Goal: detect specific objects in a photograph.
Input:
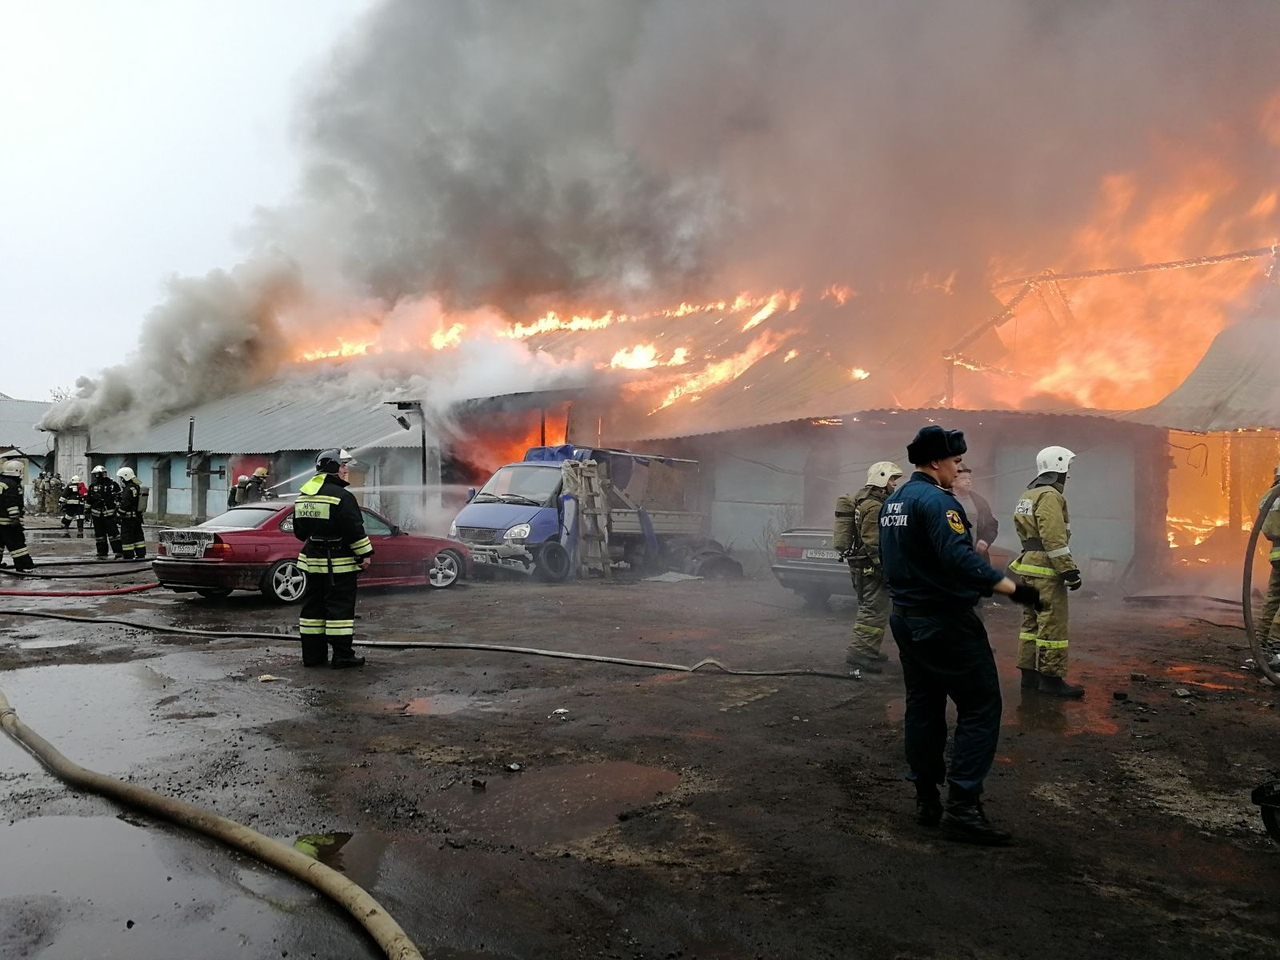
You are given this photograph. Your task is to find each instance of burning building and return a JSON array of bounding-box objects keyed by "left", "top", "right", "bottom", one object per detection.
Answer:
[{"left": 34, "top": 2, "right": 1280, "bottom": 585}]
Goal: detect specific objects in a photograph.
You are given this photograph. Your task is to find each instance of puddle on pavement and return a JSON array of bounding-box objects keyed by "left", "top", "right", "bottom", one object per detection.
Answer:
[
  {"left": 293, "top": 831, "right": 389, "bottom": 888},
  {"left": 15, "top": 637, "right": 81, "bottom": 650},
  {"left": 429, "top": 761, "right": 680, "bottom": 846},
  {"left": 0, "top": 657, "right": 305, "bottom": 800},
  {"left": 0, "top": 815, "right": 364, "bottom": 958},
  {"left": 401, "top": 693, "right": 495, "bottom": 716}
]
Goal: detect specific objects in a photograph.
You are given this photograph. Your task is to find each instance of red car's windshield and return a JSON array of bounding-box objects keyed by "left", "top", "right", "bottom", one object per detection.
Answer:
[{"left": 197, "top": 507, "right": 283, "bottom": 530}]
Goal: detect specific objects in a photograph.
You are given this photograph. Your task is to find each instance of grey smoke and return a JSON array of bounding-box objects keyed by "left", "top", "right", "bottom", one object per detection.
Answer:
[{"left": 44, "top": 0, "right": 1280, "bottom": 432}]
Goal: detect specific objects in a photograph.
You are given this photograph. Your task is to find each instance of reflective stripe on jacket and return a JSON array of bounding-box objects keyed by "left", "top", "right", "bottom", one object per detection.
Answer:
[
  {"left": 292, "top": 473, "right": 373, "bottom": 572},
  {"left": 1011, "top": 484, "right": 1074, "bottom": 579}
]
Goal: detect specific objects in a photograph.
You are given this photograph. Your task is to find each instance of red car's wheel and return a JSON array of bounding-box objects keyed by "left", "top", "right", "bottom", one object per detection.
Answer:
[
  {"left": 262, "top": 559, "right": 307, "bottom": 603},
  {"left": 427, "top": 549, "right": 463, "bottom": 589}
]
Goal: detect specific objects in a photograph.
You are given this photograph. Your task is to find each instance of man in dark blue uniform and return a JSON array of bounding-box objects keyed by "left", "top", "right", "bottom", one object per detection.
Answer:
[{"left": 879, "top": 425, "right": 1041, "bottom": 845}]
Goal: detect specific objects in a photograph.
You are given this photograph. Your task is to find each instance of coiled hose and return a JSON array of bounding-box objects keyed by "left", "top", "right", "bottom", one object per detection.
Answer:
[
  {"left": 1243, "top": 481, "right": 1280, "bottom": 689},
  {"left": 0, "top": 688, "right": 423, "bottom": 960}
]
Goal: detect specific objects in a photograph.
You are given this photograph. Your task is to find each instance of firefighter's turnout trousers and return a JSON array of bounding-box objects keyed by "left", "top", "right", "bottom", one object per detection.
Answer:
[
  {"left": 848, "top": 566, "right": 890, "bottom": 659},
  {"left": 92, "top": 512, "right": 124, "bottom": 558},
  {"left": 298, "top": 538, "right": 361, "bottom": 666}
]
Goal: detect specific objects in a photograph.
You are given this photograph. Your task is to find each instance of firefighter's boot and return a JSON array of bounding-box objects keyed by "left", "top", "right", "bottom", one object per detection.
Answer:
[
  {"left": 1038, "top": 675, "right": 1085, "bottom": 698},
  {"left": 1019, "top": 668, "right": 1039, "bottom": 690},
  {"left": 941, "top": 788, "right": 1012, "bottom": 846}
]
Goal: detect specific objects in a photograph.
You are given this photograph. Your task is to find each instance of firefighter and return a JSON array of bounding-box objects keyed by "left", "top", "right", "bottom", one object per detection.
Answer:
[
  {"left": 33, "top": 472, "right": 47, "bottom": 515},
  {"left": 116, "top": 467, "right": 147, "bottom": 560},
  {"left": 59, "top": 474, "right": 88, "bottom": 537},
  {"left": 835, "top": 460, "right": 904, "bottom": 672},
  {"left": 293, "top": 449, "right": 374, "bottom": 669},
  {"left": 86, "top": 465, "right": 125, "bottom": 559},
  {"left": 879, "top": 425, "right": 1042, "bottom": 844},
  {"left": 1010, "top": 446, "right": 1085, "bottom": 697},
  {"left": 44, "top": 476, "right": 61, "bottom": 519},
  {"left": 1260, "top": 461, "right": 1280, "bottom": 650},
  {"left": 0, "top": 460, "right": 35, "bottom": 571},
  {"left": 241, "top": 466, "right": 272, "bottom": 503}
]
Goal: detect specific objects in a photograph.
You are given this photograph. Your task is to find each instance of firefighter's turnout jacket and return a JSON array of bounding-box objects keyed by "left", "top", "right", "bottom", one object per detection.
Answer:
[
  {"left": 835, "top": 483, "right": 893, "bottom": 661},
  {"left": 834, "top": 484, "right": 890, "bottom": 570},
  {"left": 1010, "top": 478, "right": 1075, "bottom": 678},
  {"left": 293, "top": 473, "right": 374, "bottom": 575},
  {"left": 117, "top": 477, "right": 148, "bottom": 559},
  {"left": 86, "top": 476, "right": 121, "bottom": 517},
  {"left": 0, "top": 474, "right": 34, "bottom": 571}
]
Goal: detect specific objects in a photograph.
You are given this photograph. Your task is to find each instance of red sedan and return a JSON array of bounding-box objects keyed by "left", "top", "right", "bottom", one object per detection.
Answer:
[{"left": 153, "top": 503, "right": 472, "bottom": 602}]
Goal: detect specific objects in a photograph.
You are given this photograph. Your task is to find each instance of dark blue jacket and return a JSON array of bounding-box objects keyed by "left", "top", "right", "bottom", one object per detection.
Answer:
[{"left": 879, "top": 471, "right": 1004, "bottom": 608}]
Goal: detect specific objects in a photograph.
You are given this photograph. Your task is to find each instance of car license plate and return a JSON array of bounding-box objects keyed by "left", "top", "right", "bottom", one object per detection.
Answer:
[
  {"left": 804, "top": 549, "right": 841, "bottom": 560},
  {"left": 168, "top": 544, "right": 200, "bottom": 558}
]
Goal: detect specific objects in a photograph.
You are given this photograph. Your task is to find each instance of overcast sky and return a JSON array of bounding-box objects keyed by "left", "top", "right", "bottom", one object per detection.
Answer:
[{"left": 0, "top": 0, "right": 369, "bottom": 402}]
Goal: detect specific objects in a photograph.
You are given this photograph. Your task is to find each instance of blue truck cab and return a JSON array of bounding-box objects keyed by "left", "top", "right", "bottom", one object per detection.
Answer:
[{"left": 449, "top": 444, "right": 705, "bottom": 580}]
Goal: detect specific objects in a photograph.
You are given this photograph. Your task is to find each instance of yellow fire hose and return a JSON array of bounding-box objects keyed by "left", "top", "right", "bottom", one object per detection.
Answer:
[
  {"left": 1243, "top": 481, "right": 1280, "bottom": 689},
  {"left": 0, "top": 687, "right": 424, "bottom": 960}
]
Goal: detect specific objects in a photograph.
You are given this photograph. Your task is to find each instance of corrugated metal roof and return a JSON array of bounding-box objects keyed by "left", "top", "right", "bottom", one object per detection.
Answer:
[
  {"left": 0, "top": 399, "right": 54, "bottom": 455},
  {"left": 1123, "top": 315, "right": 1280, "bottom": 431},
  {"left": 89, "top": 382, "right": 426, "bottom": 455}
]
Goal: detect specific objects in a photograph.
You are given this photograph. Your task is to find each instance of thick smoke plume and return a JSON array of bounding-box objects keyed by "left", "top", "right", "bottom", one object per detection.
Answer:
[{"left": 44, "top": 0, "right": 1280, "bottom": 433}]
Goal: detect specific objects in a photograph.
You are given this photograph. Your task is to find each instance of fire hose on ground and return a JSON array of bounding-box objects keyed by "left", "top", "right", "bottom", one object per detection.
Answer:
[
  {"left": 0, "top": 582, "right": 162, "bottom": 597},
  {"left": 0, "top": 686, "right": 423, "bottom": 960},
  {"left": 0, "top": 609, "right": 858, "bottom": 680}
]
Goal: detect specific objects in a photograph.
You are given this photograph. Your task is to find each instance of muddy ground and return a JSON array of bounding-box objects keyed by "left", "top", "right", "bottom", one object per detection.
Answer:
[{"left": 2, "top": 523, "right": 1279, "bottom": 959}]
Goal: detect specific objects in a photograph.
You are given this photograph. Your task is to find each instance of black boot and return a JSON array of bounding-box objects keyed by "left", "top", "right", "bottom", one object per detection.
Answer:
[
  {"left": 915, "top": 786, "right": 943, "bottom": 827},
  {"left": 1038, "top": 674, "right": 1085, "bottom": 698},
  {"left": 845, "top": 651, "right": 884, "bottom": 673},
  {"left": 941, "top": 791, "right": 1012, "bottom": 846},
  {"left": 330, "top": 653, "right": 366, "bottom": 669},
  {"left": 1019, "top": 668, "right": 1040, "bottom": 689}
]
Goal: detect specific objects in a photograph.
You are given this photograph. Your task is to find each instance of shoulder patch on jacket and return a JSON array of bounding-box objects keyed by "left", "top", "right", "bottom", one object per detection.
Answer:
[{"left": 945, "top": 509, "right": 965, "bottom": 534}]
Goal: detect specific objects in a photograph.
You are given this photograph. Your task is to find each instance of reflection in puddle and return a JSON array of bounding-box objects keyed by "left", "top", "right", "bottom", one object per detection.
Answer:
[
  {"left": 402, "top": 693, "right": 493, "bottom": 716},
  {"left": 16, "top": 638, "right": 80, "bottom": 650},
  {"left": 293, "top": 831, "right": 388, "bottom": 888},
  {"left": 430, "top": 761, "right": 680, "bottom": 846}
]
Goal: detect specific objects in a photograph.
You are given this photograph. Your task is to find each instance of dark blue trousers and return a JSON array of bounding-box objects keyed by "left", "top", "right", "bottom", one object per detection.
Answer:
[{"left": 890, "top": 607, "right": 1002, "bottom": 794}]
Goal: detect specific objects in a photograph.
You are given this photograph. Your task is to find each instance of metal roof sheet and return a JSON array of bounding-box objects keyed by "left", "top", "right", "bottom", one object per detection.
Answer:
[
  {"left": 1122, "top": 315, "right": 1280, "bottom": 431},
  {"left": 0, "top": 399, "right": 54, "bottom": 455},
  {"left": 88, "top": 382, "right": 426, "bottom": 455}
]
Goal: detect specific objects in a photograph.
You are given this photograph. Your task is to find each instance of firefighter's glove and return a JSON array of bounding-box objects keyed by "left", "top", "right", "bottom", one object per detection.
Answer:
[
  {"left": 838, "top": 548, "right": 857, "bottom": 562},
  {"left": 1010, "top": 583, "right": 1043, "bottom": 610},
  {"left": 1061, "top": 569, "right": 1083, "bottom": 591}
]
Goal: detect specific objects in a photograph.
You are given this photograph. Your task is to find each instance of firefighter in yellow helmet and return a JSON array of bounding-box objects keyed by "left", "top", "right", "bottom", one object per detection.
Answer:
[
  {"left": 834, "top": 460, "right": 904, "bottom": 672},
  {"left": 1260, "top": 461, "right": 1280, "bottom": 651},
  {"left": 1010, "top": 446, "right": 1084, "bottom": 697}
]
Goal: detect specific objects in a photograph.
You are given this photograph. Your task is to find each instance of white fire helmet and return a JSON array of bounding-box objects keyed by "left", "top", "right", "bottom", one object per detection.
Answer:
[
  {"left": 238, "top": 475, "right": 250, "bottom": 484},
  {"left": 867, "top": 461, "right": 905, "bottom": 489},
  {"left": 0, "top": 460, "right": 24, "bottom": 477},
  {"left": 71, "top": 475, "right": 81, "bottom": 483},
  {"left": 1035, "top": 446, "right": 1076, "bottom": 475},
  {"left": 92, "top": 465, "right": 107, "bottom": 475},
  {"left": 117, "top": 467, "right": 136, "bottom": 482}
]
